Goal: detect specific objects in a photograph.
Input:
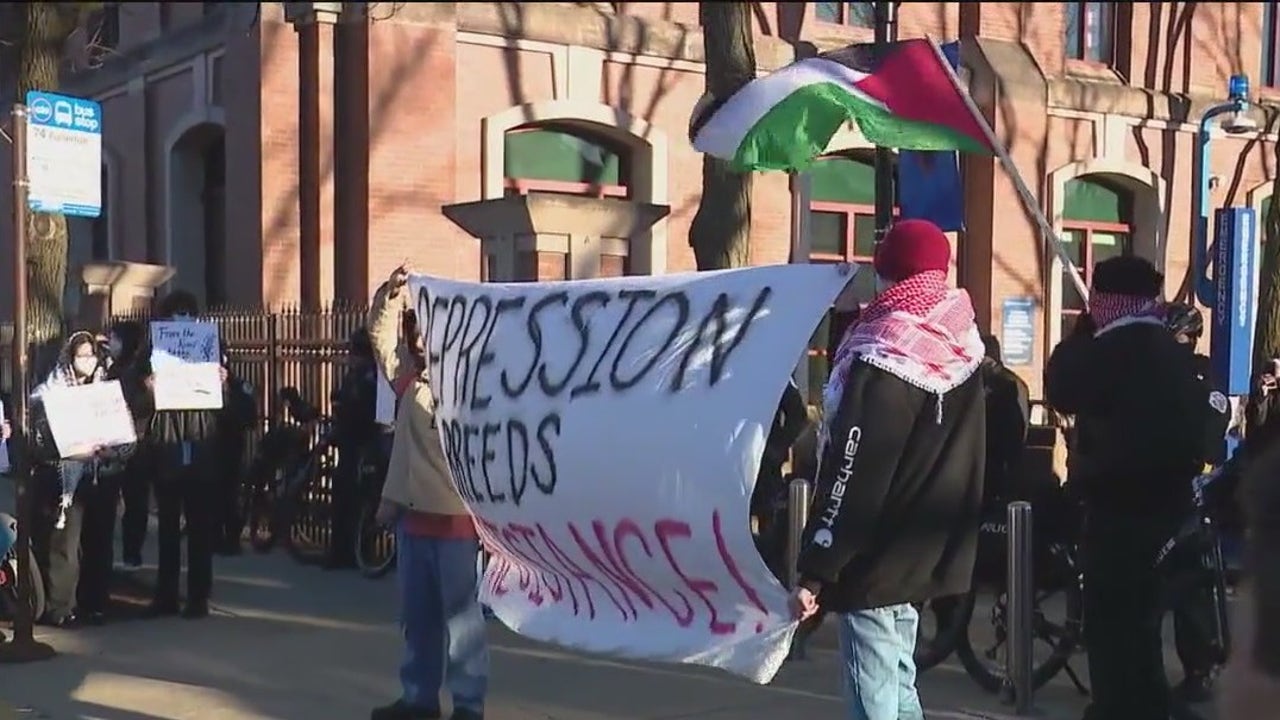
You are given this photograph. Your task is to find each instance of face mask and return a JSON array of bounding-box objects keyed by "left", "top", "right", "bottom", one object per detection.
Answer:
[
  {"left": 874, "top": 274, "right": 894, "bottom": 294},
  {"left": 73, "top": 357, "right": 99, "bottom": 378},
  {"left": 107, "top": 337, "right": 123, "bottom": 357}
]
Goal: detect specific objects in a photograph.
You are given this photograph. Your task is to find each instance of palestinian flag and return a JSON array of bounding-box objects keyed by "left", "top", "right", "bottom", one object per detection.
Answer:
[{"left": 690, "top": 38, "right": 995, "bottom": 172}]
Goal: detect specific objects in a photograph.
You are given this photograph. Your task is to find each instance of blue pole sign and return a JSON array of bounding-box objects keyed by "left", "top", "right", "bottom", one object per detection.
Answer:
[
  {"left": 24, "top": 90, "right": 103, "bottom": 218},
  {"left": 1210, "top": 206, "right": 1259, "bottom": 396},
  {"left": 1001, "top": 297, "right": 1036, "bottom": 367}
]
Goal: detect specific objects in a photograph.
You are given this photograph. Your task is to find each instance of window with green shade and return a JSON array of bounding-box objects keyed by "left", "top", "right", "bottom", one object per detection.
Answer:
[
  {"left": 810, "top": 155, "right": 876, "bottom": 205},
  {"left": 503, "top": 126, "right": 629, "bottom": 198},
  {"left": 1060, "top": 175, "right": 1134, "bottom": 335}
]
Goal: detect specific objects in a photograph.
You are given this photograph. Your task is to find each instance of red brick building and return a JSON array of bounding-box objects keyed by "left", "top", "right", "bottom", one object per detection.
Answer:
[{"left": 1, "top": 2, "right": 1278, "bottom": 398}]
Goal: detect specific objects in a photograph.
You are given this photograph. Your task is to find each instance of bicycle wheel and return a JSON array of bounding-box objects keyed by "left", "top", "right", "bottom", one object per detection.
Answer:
[
  {"left": 915, "top": 591, "right": 977, "bottom": 672},
  {"left": 245, "top": 476, "right": 278, "bottom": 553},
  {"left": 282, "top": 454, "right": 330, "bottom": 566},
  {"left": 355, "top": 495, "right": 396, "bottom": 579},
  {"left": 955, "top": 570, "right": 1085, "bottom": 694}
]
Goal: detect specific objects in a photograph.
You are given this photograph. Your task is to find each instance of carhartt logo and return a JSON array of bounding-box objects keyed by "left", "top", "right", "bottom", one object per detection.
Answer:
[{"left": 812, "top": 528, "right": 834, "bottom": 548}]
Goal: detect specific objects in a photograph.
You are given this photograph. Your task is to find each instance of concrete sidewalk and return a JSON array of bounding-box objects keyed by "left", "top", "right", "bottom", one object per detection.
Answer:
[{"left": 0, "top": 475, "right": 1116, "bottom": 719}]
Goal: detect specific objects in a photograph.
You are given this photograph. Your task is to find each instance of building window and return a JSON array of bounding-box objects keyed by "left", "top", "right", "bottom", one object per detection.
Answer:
[
  {"left": 1265, "top": 1, "right": 1280, "bottom": 87},
  {"left": 1060, "top": 176, "right": 1133, "bottom": 337},
  {"left": 805, "top": 154, "right": 894, "bottom": 404},
  {"left": 1064, "top": 2, "right": 1115, "bottom": 64},
  {"left": 503, "top": 124, "right": 632, "bottom": 280},
  {"left": 815, "top": 2, "right": 875, "bottom": 28}
]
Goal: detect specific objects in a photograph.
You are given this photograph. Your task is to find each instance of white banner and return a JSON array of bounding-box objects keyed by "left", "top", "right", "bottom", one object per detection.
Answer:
[
  {"left": 42, "top": 380, "right": 137, "bottom": 458},
  {"left": 408, "top": 264, "right": 851, "bottom": 683},
  {"left": 150, "top": 321, "right": 224, "bottom": 410}
]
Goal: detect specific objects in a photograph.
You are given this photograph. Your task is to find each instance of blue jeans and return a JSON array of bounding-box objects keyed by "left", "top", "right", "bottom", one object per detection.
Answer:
[
  {"left": 396, "top": 524, "right": 489, "bottom": 714},
  {"left": 835, "top": 603, "right": 925, "bottom": 720}
]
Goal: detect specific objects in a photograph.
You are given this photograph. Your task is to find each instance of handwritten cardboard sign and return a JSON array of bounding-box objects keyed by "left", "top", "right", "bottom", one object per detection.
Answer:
[
  {"left": 41, "top": 380, "right": 137, "bottom": 458},
  {"left": 150, "top": 321, "right": 224, "bottom": 411},
  {"left": 408, "top": 264, "right": 852, "bottom": 684}
]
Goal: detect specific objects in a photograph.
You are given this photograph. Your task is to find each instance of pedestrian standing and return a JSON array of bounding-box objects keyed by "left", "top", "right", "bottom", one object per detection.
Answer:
[
  {"left": 145, "top": 290, "right": 228, "bottom": 620},
  {"left": 368, "top": 265, "right": 488, "bottom": 720},
  {"left": 1044, "top": 257, "right": 1214, "bottom": 720},
  {"left": 214, "top": 356, "right": 256, "bottom": 556},
  {"left": 104, "top": 320, "right": 154, "bottom": 570},
  {"left": 791, "top": 220, "right": 987, "bottom": 720}
]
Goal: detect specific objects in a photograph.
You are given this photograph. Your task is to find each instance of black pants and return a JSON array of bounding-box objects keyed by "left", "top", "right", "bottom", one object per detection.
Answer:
[
  {"left": 119, "top": 449, "right": 153, "bottom": 563},
  {"left": 328, "top": 441, "right": 361, "bottom": 566},
  {"left": 1082, "top": 511, "right": 1180, "bottom": 720},
  {"left": 154, "top": 459, "right": 215, "bottom": 605},
  {"left": 1171, "top": 545, "right": 1220, "bottom": 678},
  {"left": 214, "top": 435, "right": 247, "bottom": 547},
  {"left": 78, "top": 474, "right": 123, "bottom": 614},
  {"left": 32, "top": 467, "right": 86, "bottom": 621}
]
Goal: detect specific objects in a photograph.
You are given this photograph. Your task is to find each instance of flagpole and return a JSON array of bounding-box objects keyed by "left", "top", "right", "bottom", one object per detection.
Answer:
[{"left": 925, "top": 38, "right": 1090, "bottom": 303}]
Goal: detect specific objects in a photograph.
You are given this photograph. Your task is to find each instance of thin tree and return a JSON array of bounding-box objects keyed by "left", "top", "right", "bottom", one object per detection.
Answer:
[
  {"left": 2, "top": 4, "right": 101, "bottom": 357},
  {"left": 688, "top": 2, "right": 757, "bottom": 271},
  {"left": 1254, "top": 164, "right": 1280, "bottom": 372}
]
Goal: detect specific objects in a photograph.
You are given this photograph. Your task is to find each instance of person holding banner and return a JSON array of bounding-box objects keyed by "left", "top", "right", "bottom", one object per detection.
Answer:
[
  {"left": 145, "top": 290, "right": 228, "bottom": 621},
  {"left": 791, "top": 220, "right": 987, "bottom": 720},
  {"left": 367, "top": 266, "right": 488, "bottom": 720},
  {"left": 104, "top": 320, "right": 155, "bottom": 570},
  {"left": 29, "top": 330, "right": 134, "bottom": 627}
]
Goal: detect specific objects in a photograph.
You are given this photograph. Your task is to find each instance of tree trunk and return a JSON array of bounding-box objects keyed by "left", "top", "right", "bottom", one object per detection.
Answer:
[
  {"left": 688, "top": 2, "right": 757, "bottom": 271},
  {"left": 17, "top": 4, "right": 80, "bottom": 357},
  {"left": 1254, "top": 162, "right": 1280, "bottom": 371}
]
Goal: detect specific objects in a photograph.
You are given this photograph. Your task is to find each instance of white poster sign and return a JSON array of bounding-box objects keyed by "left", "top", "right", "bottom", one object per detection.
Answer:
[
  {"left": 375, "top": 371, "right": 397, "bottom": 426},
  {"left": 408, "top": 264, "right": 852, "bottom": 684},
  {"left": 41, "top": 380, "right": 137, "bottom": 458},
  {"left": 150, "top": 321, "right": 224, "bottom": 410}
]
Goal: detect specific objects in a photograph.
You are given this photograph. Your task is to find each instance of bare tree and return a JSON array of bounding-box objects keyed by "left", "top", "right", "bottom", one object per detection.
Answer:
[
  {"left": 1255, "top": 161, "right": 1280, "bottom": 370},
  {"left": 3, "top": 3, "right": 101, "bottom": 352},
  {"left": 688, "top": 2, "right": 757, "bottom": 271}
]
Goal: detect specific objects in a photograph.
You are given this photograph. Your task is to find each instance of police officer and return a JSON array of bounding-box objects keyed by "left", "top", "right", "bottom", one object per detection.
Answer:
[{"left": 1165, "top": 302, "right": 1233, "bottom": 702}]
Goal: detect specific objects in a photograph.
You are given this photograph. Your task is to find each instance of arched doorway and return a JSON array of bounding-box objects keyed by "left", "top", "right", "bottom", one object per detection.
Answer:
[
  {"left": 1059, "top": 175, "right": 1135, "bottom": 337},
  {"left": 167, "top": 123, "right": 227, "bottom": 308}
]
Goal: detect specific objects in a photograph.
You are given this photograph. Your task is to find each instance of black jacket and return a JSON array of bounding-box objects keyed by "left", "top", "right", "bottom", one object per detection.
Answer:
[
  {"left": 981, "top": 359, "right": 1031, "bottom": 502},
  {"left": 762, "top": 379, "right": 809, "bottom": 472},
  {"left": 1045, "top": 321, "right": 1208, "bottom": 515},
  {"left": 797, "top": 362, "right": 986, "bottom": 612}
]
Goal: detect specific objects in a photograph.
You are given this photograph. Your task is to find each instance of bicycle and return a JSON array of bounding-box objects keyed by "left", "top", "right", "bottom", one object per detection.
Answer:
[
  {"left": 242, "top": 387, "right": 330, "bottom": 562},
  {"left": 0, "top": 512, "right": 45, "bottom": 623},
  {"left": 956, "top": 469, "right": 1232, "bottom": 698},
  {"left": 354, "top": 432, "right": 396, "bottom": 579}
]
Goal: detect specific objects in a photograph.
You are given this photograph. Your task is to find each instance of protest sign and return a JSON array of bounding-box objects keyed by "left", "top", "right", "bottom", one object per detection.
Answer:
[
  {"left": 150, "top": 321, "right": 224, "bottom": 410},
  {"left": 408, "top": 263, "right": 852, "bottom": 684},
  {"left": 41, "top": 380, "right": 137, "bottom": 458}
]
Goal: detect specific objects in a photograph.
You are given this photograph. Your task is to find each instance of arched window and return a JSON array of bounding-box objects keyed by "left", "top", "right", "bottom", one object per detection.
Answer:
[
  {"left": 1061, "top": 175, "right": 1133, "bottom": 336},
  {"left": 91, "top": 163, "right": 110, "bottom": 261},
  {"left": 805, "top": 153, "right": 894, "bottom": 403},
  {"left": 503, "top": 124, "right": 633, "bottom": 279},
  {"left": 503, "top": 124, "right": 630, "bottom": 199}
]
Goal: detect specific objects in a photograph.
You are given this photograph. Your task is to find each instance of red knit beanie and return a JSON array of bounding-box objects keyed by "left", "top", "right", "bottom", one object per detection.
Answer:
[{"left": 872, "top": 219, "right": 951, "bottom": 282}]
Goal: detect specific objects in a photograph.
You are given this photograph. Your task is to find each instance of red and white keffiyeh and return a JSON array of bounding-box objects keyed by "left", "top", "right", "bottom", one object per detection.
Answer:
[
  {"left": 826, "top": 269, "right": 984, "bottom": 405},
  {"left": 1089, "top": 291, "right": 1166, "bottom": 336}
]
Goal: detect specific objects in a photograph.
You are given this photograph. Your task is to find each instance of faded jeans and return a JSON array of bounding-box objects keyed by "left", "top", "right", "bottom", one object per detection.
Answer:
[
  {"left": 396, "top": 524, "right": 490, "bottom": 714},
  {"left": 835, "top": 603, "right": 925, "bottom": 720}
]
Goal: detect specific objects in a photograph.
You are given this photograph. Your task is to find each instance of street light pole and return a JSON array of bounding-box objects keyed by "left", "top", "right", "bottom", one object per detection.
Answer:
[
  {"left": 1193, "top": 74, "right": 1254, "bottom": 309},
  {"left": 873, "top": 1, "right": 898, "bottom": 243},
  {"left": 0, "top": 104, "right": 55, "bottom": 663}
]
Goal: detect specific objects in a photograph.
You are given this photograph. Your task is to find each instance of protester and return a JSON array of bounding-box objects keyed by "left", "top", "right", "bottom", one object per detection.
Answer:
[
  {"left": 328, "top": 327, "right": 379, "bottom": 570},
  {"left": 105, "top": 320, "right": 154, "bottom": 570},
  {"left": 1044, "top": 257, "right": 1213, "bottom": 720},
  {"left": 214, "top": 354, "right": 257, "bottom": 556},
  {"left": 977, "top": 334, "right": 1030, "bottom": 503},
  {"left": 790, "top": 220, "right": 987, "bottom": 720},
  {"left": 29, "top": 330, "right": 134, "bottom": 626},
  {"left": 752, "top": 376, "right": 808, "bottom": 577},
  {"left": 368, "top": 266, "right": 487, "bottom": 720},
  {"left": 1164, "top": 302, "right": 1234, "bottom": 702},
  {"left": 146, "top": 290, "right": 227, "bottom": 620}
]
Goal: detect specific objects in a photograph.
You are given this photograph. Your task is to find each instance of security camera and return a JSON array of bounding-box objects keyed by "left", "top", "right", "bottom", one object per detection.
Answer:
[{"left": 1221, "top": 110, "right": 1258, "bottom": 134}]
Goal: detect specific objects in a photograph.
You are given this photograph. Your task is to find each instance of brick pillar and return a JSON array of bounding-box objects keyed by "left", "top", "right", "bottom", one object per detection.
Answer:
[
  {"left": 334, "top": 6, "right": 370, "bottom": 304},
  {"left": 292, "top": 4, "right": 340, "bottom": 310}
]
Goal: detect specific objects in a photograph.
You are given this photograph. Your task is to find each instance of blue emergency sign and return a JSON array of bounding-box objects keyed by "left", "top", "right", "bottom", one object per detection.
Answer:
[{"left": 1209, "top": 206, "right": 1259, "bottom": 397}]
